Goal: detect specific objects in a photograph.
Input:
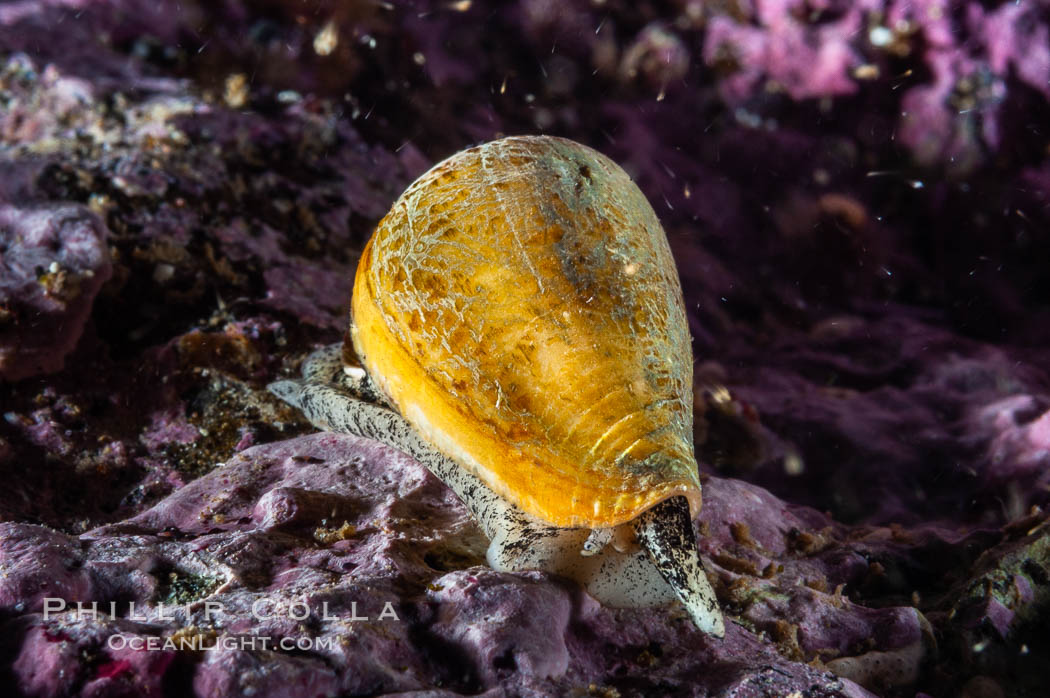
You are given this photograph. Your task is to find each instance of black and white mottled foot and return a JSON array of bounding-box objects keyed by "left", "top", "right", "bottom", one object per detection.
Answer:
[
  {"left": 300, "top": 343, "right": 388, "bottom": 406},
  {"left": 635, "top": 496, "right": 725, "bottom": 637},
  {"left": 268, "top": 352, "right": 720, "bottom": 631},
  {"left": 582, "top": 528, "right": 613, "bottom": 556},
  {"left": 299, "top": 343, "right": 344, "bottom": 384},
  {"left": 486, "top": 515, "right": 679, "bottom": 607}
]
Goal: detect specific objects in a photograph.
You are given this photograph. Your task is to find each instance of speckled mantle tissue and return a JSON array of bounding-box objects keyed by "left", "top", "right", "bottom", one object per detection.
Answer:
[{"left": 1, "top": 1, "right": 1048, "bottom": 697}]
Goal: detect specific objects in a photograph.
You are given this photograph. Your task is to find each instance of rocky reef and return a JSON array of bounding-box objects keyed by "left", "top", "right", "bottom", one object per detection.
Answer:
[{"left": 1, "top": 1, "right": 1048, "bottom": 696}]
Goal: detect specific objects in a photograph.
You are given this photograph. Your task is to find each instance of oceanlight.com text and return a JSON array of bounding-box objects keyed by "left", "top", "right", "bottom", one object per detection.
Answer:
[{"left": 106, "top": 634, "right": 338, "bottom": 652}]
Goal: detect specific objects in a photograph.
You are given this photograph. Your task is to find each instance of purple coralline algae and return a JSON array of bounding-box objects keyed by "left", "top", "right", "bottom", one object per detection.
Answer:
[
  {"left": 0, "top": 205, "right": 112, "bottom": 380},
  {"left": 0, "top": 0, "right": 1048, "bottom": 696},
  {"left": 703, "top": 0, "right": 867, "bottom": 102},
  {"left": 0, "top": 434, "right": 880, "bottom": 696}
]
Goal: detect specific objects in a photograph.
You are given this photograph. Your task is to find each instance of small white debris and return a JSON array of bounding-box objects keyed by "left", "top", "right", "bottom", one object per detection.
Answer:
[
  {"left": 869, "top": 26, "right": 893, "bottom": 47},
  {"left": 313, "top": 20, "right": 338, "bottom": 56},
  {"left": 153, "top": 263, "right": 175, "bottom": 283}
]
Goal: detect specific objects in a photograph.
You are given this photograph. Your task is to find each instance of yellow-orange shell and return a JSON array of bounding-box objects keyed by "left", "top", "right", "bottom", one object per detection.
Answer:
[{"left": 348, "top": 135, "right": 701, "bottom": 528}]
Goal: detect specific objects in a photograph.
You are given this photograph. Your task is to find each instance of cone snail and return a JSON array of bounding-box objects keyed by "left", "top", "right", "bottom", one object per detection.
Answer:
[{"left": 269, "top": 135, "right": 724, "bottom": 637}]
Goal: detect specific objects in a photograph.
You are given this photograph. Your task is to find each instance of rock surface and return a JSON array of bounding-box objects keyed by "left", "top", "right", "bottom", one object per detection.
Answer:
[
  {"left": 0, "top": 204, "right": 112, "bottom": 380},
  {"left": 0, "top": 1, "right": 1048, "bottom": 696}
]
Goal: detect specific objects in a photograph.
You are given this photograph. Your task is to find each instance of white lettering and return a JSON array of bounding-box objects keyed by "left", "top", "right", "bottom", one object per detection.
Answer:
[
  {"left": 288, "top": 600, "right": 310, "bottom": 621},
  {"left": 378, "top": 602, "right": 399, "bottom": 621},
  {"left": 127, "top": 601, "right": 145, "bottom": 621},
  {"left": 43, "top": 598, "right": 66, "bottom": 620},
  {"left": 313, "top": 636, "right": 337, "bottom": 651},
  {"left": 252, "top": 598, "right": 275, "bottom": 620},
  {"left": 203, "top": 601, "right": 222, "bottom": 621},
  {"left": 76, "top": 601, "right": 99, "bottom": 621}
]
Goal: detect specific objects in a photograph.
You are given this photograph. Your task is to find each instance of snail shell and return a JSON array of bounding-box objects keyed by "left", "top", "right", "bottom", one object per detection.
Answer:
[
  {"left": 348, "top": 135, "right": 701, "bottom": 528},
  {"left": 270, "top": 135, "right": 723, "bottom": 636}
]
